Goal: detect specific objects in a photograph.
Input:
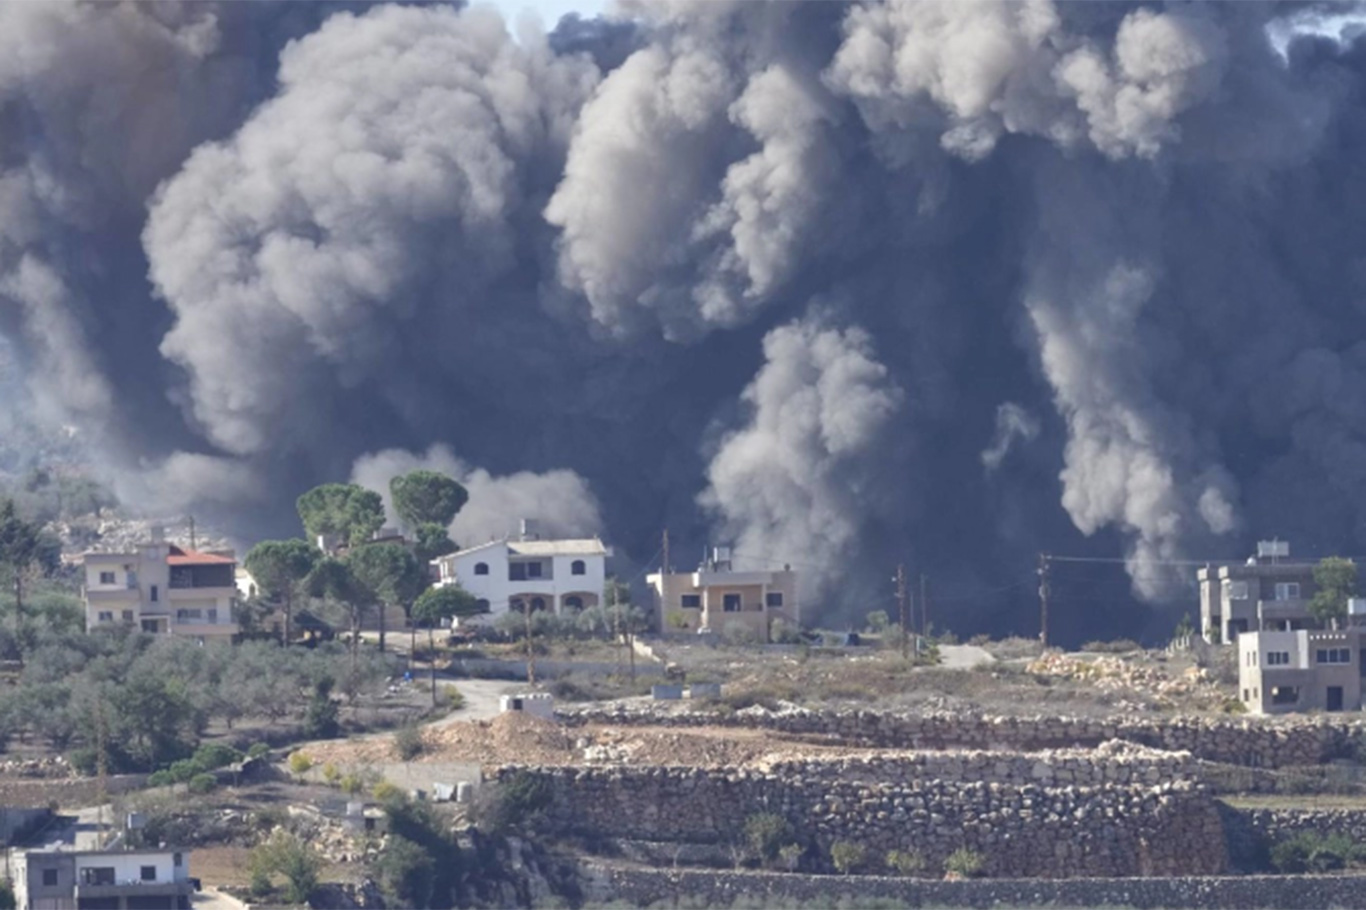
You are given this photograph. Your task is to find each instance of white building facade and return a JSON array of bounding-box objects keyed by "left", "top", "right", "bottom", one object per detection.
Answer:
[
  {"left": 81, "top": 532, "right": 239, "bottom": 641},
  {"left": 432, "top": 535, "right": 611, "bottom": 618}
]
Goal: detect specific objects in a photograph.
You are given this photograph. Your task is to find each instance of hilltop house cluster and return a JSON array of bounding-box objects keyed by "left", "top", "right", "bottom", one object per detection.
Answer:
[
  {"left": 79, "top": 520, "right": 802, "bottom": 645},
  {"left": 1195, "top": 540, "right": 1366, "bottom": 716}
]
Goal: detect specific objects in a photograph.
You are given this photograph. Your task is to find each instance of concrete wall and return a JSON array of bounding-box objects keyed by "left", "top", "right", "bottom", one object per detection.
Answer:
[
  {"left": 581, "top": 866, "right": 1366, "bottom": 910},
  {"left": 560, "top": 704, "right": 1362, "bottom": 768},
  {"left": 493, "top": 765, "right": 1227, "bottom": 878}
]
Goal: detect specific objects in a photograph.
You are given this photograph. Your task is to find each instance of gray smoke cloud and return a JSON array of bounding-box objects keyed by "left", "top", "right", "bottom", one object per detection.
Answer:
[
  {"left": 981, "top": 403, "right": 1040, "bottom": 472},
  {"left": 349, "top": 445, "right": 604, "bottom": 545},
  {"left": 699, "top": 312, "right": 902, "bottom": 596},
  {"left": 8, "top": 0, "right": 1366, "bottom": 643}
]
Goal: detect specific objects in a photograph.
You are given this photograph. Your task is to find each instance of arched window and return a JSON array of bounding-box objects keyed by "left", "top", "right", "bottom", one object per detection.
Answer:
[
  {"left": 571, "top": 560, "right": 586, "bottom": 576},
  {"left": 474, "top": 562, "right": 489, "bottom": 576},
  {"left": 475, "top": 599, "right": 490, "bottom": 612},
  {"left": 531, "top": 597, "right": 546, "bottom": 612},
  {"left": 565, "top": 595, "right": 583, "bottom": 612}
]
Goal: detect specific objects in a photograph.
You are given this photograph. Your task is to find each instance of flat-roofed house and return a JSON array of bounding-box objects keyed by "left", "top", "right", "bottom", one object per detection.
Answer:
[{"left": 81, "top": 528, "right": 238, "bottom": 641}]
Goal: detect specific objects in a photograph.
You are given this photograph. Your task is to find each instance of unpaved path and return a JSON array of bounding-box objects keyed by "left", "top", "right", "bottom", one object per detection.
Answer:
[{"left": 938, "top": 644, "right": 995, "bottom": 669}]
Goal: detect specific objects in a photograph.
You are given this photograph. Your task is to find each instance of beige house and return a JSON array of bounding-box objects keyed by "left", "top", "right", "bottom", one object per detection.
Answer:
[
  {"left": 646, "top": 547, "right": 798, "bottom": 641},
  {"left": 82, "top": 529, "right": 238, "bottom": 641},
  {"left": 1198, "top": 540, "right": 1320, "bottom": 642},
  {"left": 1238, "top": 628, "right": 1365, "bottom": 714}
]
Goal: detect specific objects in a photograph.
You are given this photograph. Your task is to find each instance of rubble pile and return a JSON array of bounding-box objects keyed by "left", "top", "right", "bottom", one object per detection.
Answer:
[
  {"left": 49, "top": 513, "right": 235, "bottom": 559},
  {"left": 1025, "top": 652, "right": 1222, "bottom": 707}
]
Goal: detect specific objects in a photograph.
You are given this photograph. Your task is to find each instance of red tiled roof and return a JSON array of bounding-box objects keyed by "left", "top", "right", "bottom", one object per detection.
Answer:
[{"left": 166, "top": 545, "right": 235, "bottom": 566}]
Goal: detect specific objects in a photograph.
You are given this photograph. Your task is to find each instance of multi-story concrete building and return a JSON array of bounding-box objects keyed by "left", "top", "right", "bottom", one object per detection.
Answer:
[
  {"left": 81, "top": 530, "right": 238, "bottom": 641},
  {"left": 14, "top": 846, "right": 193, "bottom": 910},
  {"left": 431, "top": 521, "right": 611, "bottom": 619},
  {"left": 1237, "top": 628, "right": 1366, "bottom": 714},
  {"left": 1198, "top": 540, "right": 1320, "bottom": 643},
  {"left": 646, "top": 547, "right": 799, "bottom": 642}
]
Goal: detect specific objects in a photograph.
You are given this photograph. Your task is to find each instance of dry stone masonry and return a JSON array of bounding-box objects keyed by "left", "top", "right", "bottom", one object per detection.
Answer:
[
  {"left": 494, "top": 764, "right": 1229, "bottom": 878},
  {"left": 561, "top": 703, "right": 1362, "bottom": 768}
]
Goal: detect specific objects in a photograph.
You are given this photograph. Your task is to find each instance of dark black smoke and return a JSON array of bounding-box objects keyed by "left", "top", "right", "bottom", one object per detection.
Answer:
[{"left": 4, "top": 0, "right": 1366, "bottom": 645}]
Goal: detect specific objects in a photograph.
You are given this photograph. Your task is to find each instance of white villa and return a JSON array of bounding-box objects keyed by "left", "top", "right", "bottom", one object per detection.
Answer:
[{"left": 431, "top": 522, "right": 612, "bottom": 619}]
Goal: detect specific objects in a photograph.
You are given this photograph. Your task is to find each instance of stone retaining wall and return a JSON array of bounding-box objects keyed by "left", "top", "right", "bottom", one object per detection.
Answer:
[
  {"left": 1241, "top": 806, "right": 1366, "bottom": 843},
  {"left": 561, "top": 704, "right": 1359, "bottom": 768},
  {"left": 494, "top": 765, "right": 1227, "bottom": 878},
  {"left": 581, "top": 865, "right": 1366, "bottom": 910},
  {"left": 758, "top": 740, "right": 1193, "bottom": 789}
]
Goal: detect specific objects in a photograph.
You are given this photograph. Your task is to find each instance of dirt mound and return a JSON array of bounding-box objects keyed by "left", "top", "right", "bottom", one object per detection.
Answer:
[{"left": 424, "top": 713, "right": 579, "bottom": 766}]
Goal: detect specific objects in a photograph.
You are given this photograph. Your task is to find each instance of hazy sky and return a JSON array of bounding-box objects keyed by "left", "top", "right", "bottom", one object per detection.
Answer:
[{"left": 480, "top": 0, "right": 609, "bottom": 31}]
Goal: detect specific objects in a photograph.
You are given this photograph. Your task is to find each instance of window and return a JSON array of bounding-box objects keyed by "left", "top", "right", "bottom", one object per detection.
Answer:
[
  {"left": 207, "top": 608, "right": 218, "bottom": 624},
  {"left": 723, "top": 594, "right": 742, "bottom": 613},
  {"left": 1266, "top": 651, "right": 1290, "bottom": 666},
  {"left": 681, "top": 594, "right": 701, "bottom": 609},
  {"left": 474, "top": 562, "right": 489, "bottom": 576},
  {"left": 1272, "top": 686, "right": 1300, "bottom": 705},
  {"left": 176, "top": 609, "right": 202, "bottom": 621},
  {"left": 150, "top": 584, "right": 158, "bottom": 602},
  {"left": 1275, "top": 582, "right": 1301, "bottom": 601},
  {"left": 1317, "top": 648, "right": 1351, "bottom": 665},
  {"left": 141, "top": 866, "right": 157, "bottom": 882},
  {"left": 765, "top": 592, "right": 784, "bottom": 607},
  {"left": 82, "top": 867, "right": 116, "bottom": 886},
  {"left": 1224, "top": 580, "right": 1249, "bottom": 600},
  {"left": 571, "top": 560, "right": 586, "bottom": 576},
  {"left": 98, "top": 571, "right": 115, "bottom": 585},
  {"left": 174, "top": 853, "right": 182, "bottom": 867},
  {"left": 531, "top": 597, "right": 546, "bottom": 612},
  {"left": 509, "top": 563, "right": 527, "bottom": 581},
  {"left": 97, "top": 611, "right": 113, "bottom": 623},
  {"left": 1242, "top": 688, "right": 1249, "bottom": 701},
  {"left": 564, "top": 596, "right": 583, "bottom": 611},
  {"left": 121, "top": 610, "right": 134, "bottom": 623},
  {"left": 527, "top": 562, "right": 543, "bottom": 578},
  {"left": 475, "top": 599, "right": 490, "bottom": 612},
  {"left": 42, "top": 868, "right": 57, "bottom": 887}
]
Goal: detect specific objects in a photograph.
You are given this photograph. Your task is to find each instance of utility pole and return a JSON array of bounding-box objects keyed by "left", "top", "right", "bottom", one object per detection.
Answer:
[
  {"left": 662, "top": 528, "right": 670, "bottom": 576},
  {"left": 188, "top": 515, "right": 196, "bottom": 550},
  {"left": 524, "top": 602, "right": 536, "bottom": 685},
  {"left": 896, "top": 563, "right": 909, "bottom": 660},
  {"left": 919, "top": 572, "right": 928, "bottom": 639},
  {"left": 1038, "top": 553, "right": 1051, "bottom": 647},
  {"left": 96, "top": 688, "right": 108, "bottom": 847}
]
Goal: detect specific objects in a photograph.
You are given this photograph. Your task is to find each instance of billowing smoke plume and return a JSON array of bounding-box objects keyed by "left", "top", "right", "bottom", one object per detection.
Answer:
[
  {"left": 7, "top": 0, "right": 1366, "bottom": 642},
  {"left": 349, "top": 445, "right": 604, "bottom": 545},
  {"left": 699, "top": 313, "right": 901, "bottom": 593}
]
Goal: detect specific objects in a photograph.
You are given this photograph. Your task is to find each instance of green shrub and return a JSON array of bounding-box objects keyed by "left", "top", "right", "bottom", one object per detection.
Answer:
[
  {"left": 167, "top": 759, "right": 205, "bottom": 783},
  {"left": 1219, "top": 697, "right": 1248, "bottom": 715},
  {"left": 147, "top": 770, "right": 174, "bottom": 788},
  {"left": 394, "top": 726, "right": 424, "bottom": 761},
  {"left": 436, "top": 684, "right": 464, "bottom": 711},
  {"left": 743, "top": 812, "right": 793, "bottom": 863},
  {"left": 287, "top": 752, "right": 313, "bottom": 776},
  {"left": 472, "top": 771, "right": 552, "bottom": 834},
  {"left": 246, "top": 742, "right": 271, "bottom": 760},
  {"left": 778, "top": 843, "right": 803, "bottom": 872},
  {"left": 249, "top": 831, "right": 321, "bottom": 905},
  {"left": 322, "top": 763, "right": 341, "bottom": 787},
  {"left": 373, "top": 780, "right": 403, "bottom": 803},
  {"left": 885, "top": 849, "right": 926, "bottom": 876},
  {"left": 865, "top": 611, "right": 889, "bottom": 633},
  {"left": 830, "top": 841, "right": 866, "bottom": 874},
  {"left": 1270, "top": 832, "right": 1366, "bottom": 874},
  {"left": 193, "top": 743, "right": 242, "bottom": 770},
  {"left": 944, "top": 847, "right": 985, "bottom": 878},
  {"left": 340, "top": 774, "right": 363, "bottom": 795},
  {"left": 187, "top": 773, "right": 217, "bottom": 794}
]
